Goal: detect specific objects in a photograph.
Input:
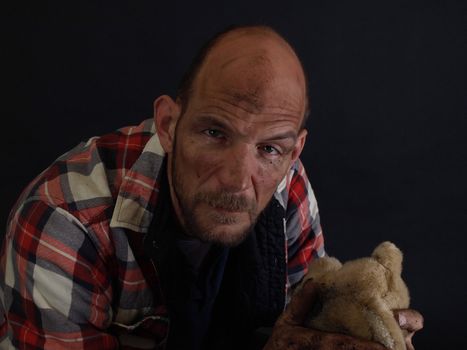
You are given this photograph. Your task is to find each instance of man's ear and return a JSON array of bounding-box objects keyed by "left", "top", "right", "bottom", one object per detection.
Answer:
[
  {"left": 291, "top": 128, "right": 308, "bottom": 163},
  {"left": 153, "top": 95, "right": 181, "bottom": 153}
]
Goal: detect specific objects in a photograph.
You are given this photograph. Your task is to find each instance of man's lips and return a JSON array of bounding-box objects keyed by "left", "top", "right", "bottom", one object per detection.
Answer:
[{"left": 209, "top": 204, "right": 245, "bottom": 214}]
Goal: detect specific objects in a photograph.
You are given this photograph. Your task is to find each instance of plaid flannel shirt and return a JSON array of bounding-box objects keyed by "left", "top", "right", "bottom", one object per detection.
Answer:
[{"left": 0, "top": 118, "right": 324, "bottom": 349}]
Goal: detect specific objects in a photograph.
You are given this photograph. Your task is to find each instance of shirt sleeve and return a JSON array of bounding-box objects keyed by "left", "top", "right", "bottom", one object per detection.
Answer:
[
  {"left": 284, "top": 159, "right": 325, "bottom": 292},
  {"left": 0, "top": 198, "right": 118, "bottom": 349}
]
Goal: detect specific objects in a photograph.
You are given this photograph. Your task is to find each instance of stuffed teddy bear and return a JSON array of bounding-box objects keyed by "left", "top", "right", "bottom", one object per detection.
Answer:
[{"left": 300, "top": 241, "right": 410, "bottom": 350}]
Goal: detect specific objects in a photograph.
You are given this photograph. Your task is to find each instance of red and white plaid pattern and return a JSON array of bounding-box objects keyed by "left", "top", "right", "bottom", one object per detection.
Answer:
[{"left": 0, "top": 118, "right": 324, "bottom": 349}]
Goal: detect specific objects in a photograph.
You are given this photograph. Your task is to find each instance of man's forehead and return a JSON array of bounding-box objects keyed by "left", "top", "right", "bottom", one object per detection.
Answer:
[
  {"left": 192, "top": 32, "right": 306, "bottom": 115},
  {"left": 214, "top": 54, "right": 276, "bottom": 112}
]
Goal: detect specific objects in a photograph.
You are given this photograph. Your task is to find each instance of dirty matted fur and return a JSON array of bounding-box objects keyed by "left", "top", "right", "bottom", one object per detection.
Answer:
[{"left": 301, "top": 241, "right": 410, "bottom": 350}]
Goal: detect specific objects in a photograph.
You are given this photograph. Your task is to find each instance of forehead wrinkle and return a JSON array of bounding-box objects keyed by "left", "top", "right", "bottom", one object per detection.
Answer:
[
  {"left": 216, "top": 54, "right": 275, "bottom": 112},
  {"left": 219, "top": 52, "right": 273, "bottom": 71},
  {"left": 198, "top": 98, "right": 303, "bottom": 125},
  {"left": 219, "top": 53, "right": 269, "bottom": 70},
  {"left": 225, "top": 89, "right": 262, "bottom": 113},
  {"left": 212, "top": 90, "right": 303, "bottom": 117}
]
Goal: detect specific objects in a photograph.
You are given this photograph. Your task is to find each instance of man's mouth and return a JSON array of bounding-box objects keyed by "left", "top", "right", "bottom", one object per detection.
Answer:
[{"left": 210, "top": 204, "right": 244, "bottom": 214}]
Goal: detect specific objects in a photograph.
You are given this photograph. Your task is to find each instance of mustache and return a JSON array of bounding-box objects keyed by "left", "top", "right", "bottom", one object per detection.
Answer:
[{"left": 194, "top": 191, "right": 256, "bottom": 212}]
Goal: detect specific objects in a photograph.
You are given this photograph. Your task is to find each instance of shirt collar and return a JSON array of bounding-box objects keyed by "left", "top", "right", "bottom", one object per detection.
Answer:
[{"left": 110, "top": 131, "right": 166, "bottom": 233}]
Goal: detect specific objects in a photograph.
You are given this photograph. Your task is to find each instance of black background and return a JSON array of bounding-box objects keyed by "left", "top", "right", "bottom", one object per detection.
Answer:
[{"left": 4, "top": 1, "right": 467, "bottom": 348}]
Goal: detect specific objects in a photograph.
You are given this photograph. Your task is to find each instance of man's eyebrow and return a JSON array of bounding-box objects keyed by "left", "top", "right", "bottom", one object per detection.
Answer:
[
  {"left": 196, "top": 115, "right": 230, "bottom": 129},
  {"left": 263, "top": 131, "right": 297, "bottom": 142}
]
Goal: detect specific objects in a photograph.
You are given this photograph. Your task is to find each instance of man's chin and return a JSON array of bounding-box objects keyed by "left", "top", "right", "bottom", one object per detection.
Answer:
[
  {"left": 199, "top": 230, "right": 250, "bottom": 247},
  {"left": 195, "top": 219, "right": 253, "bottom": 247},
  {"left": 179, "top": 204, "right": 258, "bottom": 247}
]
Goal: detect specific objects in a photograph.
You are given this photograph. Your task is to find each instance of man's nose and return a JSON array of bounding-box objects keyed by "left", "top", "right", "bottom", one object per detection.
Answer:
[{"left": 216, "top": 143, "right": 254, "bottom": 193}]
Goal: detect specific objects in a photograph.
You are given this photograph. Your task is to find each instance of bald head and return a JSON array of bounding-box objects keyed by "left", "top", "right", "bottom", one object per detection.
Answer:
[{"left": 177, "top": 25, "right": 309, "bottom": 127}]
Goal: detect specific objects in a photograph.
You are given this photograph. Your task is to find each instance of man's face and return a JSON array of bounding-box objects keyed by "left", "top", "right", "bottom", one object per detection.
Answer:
[{"left": 164, "top": 32, "right": 307, "bottom": 246}]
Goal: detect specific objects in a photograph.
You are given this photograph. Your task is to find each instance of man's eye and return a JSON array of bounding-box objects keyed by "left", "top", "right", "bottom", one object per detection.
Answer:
[
  {"left": 203, "top": 129, "right": 224, "bottom": 138},
  {"left": 260, "top": 145, "right": 280, "bottom": 155}
]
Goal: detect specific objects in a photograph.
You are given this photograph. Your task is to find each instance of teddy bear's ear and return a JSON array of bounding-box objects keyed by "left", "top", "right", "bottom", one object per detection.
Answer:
[
  {"left": 371, "top": 241, "right": 403, "bottom": 275},
  {"left": 306, "top": 256, "right": 342, "bottom": 281}
]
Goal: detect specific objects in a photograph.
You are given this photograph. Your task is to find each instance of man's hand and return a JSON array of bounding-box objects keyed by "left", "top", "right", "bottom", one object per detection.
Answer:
[
  {"left": 263, "top": 280, "right": 388, "bottom": 350},
  {"left": 394, "top": 309, "right": 424, "bottom": 350}
]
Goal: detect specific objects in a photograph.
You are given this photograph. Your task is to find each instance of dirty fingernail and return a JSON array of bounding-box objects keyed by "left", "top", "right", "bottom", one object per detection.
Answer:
[{"left": 399, "top": 313, "right": 407, "bottom": 326}]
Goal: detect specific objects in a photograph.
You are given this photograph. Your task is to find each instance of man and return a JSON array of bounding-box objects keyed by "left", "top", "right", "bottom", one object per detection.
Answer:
[{"left": 0, "top": 25, "right": 422, "bottom": 349}]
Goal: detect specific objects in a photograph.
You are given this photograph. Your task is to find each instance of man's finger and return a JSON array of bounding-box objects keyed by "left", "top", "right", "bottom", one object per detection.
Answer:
[
  {"left": 266, "top": 325, "right": 389, "bottom": 350},
  {"left": 393, "top": 309, "right": 424, "bottom": 332},
  {"left": 405, "top": 331, "right": 415, "bottom": 350},
  {"left": 277, "top": 279, "right": 320, "bottom": 326},
  {"left": 321, "top": 331, "right": 389, "bottom": 350}
]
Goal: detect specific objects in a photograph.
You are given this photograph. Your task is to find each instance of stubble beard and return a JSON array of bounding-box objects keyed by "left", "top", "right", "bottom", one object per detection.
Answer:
[{"left": 170, "top": 139, "right": 259, "bottom": 247}]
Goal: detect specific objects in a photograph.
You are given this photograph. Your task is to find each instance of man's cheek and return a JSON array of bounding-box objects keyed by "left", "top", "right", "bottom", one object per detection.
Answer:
[
  {"left": 255, "top": 174, "right": 282, "bottom": 205},
  {"left": 188, "top": 153, "right": 220, "bottom": 181},
  {"left": 258, "top": 159, "right": 288, "bottom": 186}
]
